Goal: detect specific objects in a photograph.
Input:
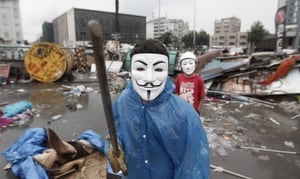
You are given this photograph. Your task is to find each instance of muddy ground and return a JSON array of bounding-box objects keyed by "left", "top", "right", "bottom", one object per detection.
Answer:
[{"left": 0, "top": 79, "right": 300, "bottom": 179}]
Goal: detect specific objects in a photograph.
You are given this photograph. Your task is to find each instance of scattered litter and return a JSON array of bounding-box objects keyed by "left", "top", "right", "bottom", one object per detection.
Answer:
[
  {"left": 292, "top": 126, "right": 298, "bottom": 130},
  {"left": 258, "top": 155, "right": 270, "bottom": 161},
  {"left": 2, "top": 100, "right": 33, "bottom": 118},
  {"left": 239, "top": 103, "right": 243, "bottom": 108},
  {"left": 85, "top": 87, "right": 94, "bottom": 93},
  {"left": 71, "top": 86, "right": 83, "bottom": 96},
  {"left": 244, "top": 113, "right": 261, "bottom": 119},
  {"left": 66, "top": 101, "right": 77, "bottom": 111},
  {"left": 16, "top": 110, "right": 34, "bottom": 126},
  {"left": 216, "top": 147, "right": 228, "bottom": 157},
  {"left": 284, "top": 141, "right": 295, "bottom": 148},
  {"left": 60, "top": 84, "right": 97, "bottom": 96},
  {"left": 268, "top": 117, "right": 280, "bottom": 125},
  {"left": 76, "top": 103, "right": 83, "bottom": 109},
  {"left": 36, "top": 104, "right": 51, "bottom": 109},
  {"left": 51, "top": 114, "right": 63, "bottom": 121},
  {"left": 291, "top": 114, "right": 300, "bottom": 120},
  {"left": 16, "top": 89, "right": 27, "bottom": 93},
  {"left": 210, "top": 164, "right": 253, "bottom": 179},
  {"left": 278, "top": 101, "right": 300, "bottom": 114},
  {"left": 0, "top": 109, "right": 34, "bottom": 128}
]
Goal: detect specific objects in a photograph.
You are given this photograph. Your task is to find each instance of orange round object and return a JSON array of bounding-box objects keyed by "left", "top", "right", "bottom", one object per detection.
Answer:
[{"left": 24, "top": 42, "right": 67, "bottom": 82}]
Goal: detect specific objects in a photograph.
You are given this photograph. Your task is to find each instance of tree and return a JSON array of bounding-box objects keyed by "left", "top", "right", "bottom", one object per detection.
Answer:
[
  {"left": 158, "top": 32, "right": 178, "bottom": 48},
  {"left": 196, "top": 30, "right": 210, "bottom": 49},
  {"left": 181, "top": 32, "right": 194, "bottom": 48},
  {"left": 0, "top": 37, "right": 4, "bottom": 43},
  {"left": 181, "top": 30, "right": 209, "bottom": 50},
  {"left": 247, "top": 21, "right": 269, "bottom": 53},
  {"left": 24, "top": 40, "right": 29, "bottom": 45}
]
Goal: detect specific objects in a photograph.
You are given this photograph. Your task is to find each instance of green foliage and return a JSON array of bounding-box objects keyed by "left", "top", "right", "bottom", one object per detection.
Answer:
[
  {"left": 181, "top": 30, "right": 209, "bottom": 49},
  {"left": 247, "top": 21, "right": 269, "bottom": 52},
  {"left": 158, "top": 32, "right": 178, "bottom": 48}
]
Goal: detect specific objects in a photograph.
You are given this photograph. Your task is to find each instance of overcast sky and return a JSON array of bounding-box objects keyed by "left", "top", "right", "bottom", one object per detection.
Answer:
[{"left": 20, "top": 0, "right": 278, "bottom": 42}]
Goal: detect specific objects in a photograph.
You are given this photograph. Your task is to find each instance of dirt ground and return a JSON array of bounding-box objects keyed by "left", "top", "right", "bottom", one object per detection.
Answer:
[{"left": 203, "top": 95, "right": 300, "bottom": 179}]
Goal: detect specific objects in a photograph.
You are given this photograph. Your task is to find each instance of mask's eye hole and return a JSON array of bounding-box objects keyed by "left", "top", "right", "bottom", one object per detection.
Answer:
[
  {"left": 155, "top": 68, "right": 163, "bottom": 72},
  {"left": 136, "top": 67, "right": 145, "bottom": 71}
]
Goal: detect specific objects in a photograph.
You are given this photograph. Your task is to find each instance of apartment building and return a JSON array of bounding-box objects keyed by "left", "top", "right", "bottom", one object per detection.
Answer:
[
  {"left": 210, "top": 16, "right": 248, "bottom": 49},
  {"left": 146, "top": 17, "right": 189, "bottom": 40},
  {"left": 214, "top": 16, "right": 241, "bottom": 34},
  {"left": 210, "top": 32, "right": 248, "bottom": 48},
  {"left": 0, "top": 0, "right": 23, "bottom": 44}
]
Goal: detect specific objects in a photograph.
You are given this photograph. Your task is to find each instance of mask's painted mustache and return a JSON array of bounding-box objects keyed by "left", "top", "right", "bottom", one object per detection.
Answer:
[
  {"left": 147, "top": 90, "right": 151, "bottom": 100},
  {"left": 136, "top": 81, "right": 162, "bottom": 88}
]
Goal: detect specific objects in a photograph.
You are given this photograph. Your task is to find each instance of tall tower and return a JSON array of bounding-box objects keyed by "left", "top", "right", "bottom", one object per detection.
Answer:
[
  {"left": 285, "top": 0, "right": 300, "bottom": 51},
  {"left": 0, "top": 0, "right": 23, "bottom": 44},
  {"left": 276, "top": 0, "right": 300, "bottom": 51}
]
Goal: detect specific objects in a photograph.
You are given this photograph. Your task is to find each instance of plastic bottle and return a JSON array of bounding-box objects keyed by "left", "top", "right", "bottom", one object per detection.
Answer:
[{"left": 2, "top": 100, "right": 33, "bottom": 118}]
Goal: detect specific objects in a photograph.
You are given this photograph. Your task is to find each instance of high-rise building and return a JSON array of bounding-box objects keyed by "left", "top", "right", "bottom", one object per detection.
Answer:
[
  {"left": 0, "top": 0, "right": 23, "bottom": 44},
  {"left": 285, "top": 0, "right": 298, "bottom": 25},
  {"left": 276, "top": 0, "right": 300, "bottom": 51},
  {"left": 51, "top": 8, "right": 146, "bottom": 46},
  {"left": 42, "top": 22, "right": 54, "bottom": 43},
  {"left": 210, "top": 16, "right": 248, "bottom": 49},
  {"left": 146, "top": 17, "right": 189, "bottom": 40},
  {"left": 214, "top": 16, "right": 241, "bottom": 34}
]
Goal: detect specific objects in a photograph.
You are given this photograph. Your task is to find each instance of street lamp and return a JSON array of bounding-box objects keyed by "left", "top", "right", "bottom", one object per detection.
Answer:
[
  {"left": 158, "top": 0, "right": 161, "bottom": 37},
  {"left": 193, "top": 0, "right": 196, "bottom": 49}
]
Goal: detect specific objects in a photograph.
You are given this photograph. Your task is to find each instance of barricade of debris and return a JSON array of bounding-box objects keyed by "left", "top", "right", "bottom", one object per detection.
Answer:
[
  {"left": 202, "top": 52, "right": 300, "bottom": 96},
  {"left": 198, "top": 51, "right": 300, "bottom": 178}
]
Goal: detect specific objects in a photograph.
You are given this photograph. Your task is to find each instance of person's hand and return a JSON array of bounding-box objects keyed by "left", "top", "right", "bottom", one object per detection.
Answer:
[{"left": 106, "top": 136, "right": 128, "bottom": 176}]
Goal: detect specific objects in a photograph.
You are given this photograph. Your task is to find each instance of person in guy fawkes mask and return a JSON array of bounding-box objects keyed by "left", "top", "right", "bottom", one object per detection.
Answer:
[
  {"left": 109, "top": 39, "right": 210, "bottom": 179},
  {"left": 175, "top": 51, "right": 206, "bottom": 115}
]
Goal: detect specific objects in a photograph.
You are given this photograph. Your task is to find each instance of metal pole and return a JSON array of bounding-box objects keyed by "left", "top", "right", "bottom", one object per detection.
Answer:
[
  {"left": 158, "top": 0, "right": 161, "bottom": 38},
  {"left": 193, "top": 0, "right": 196, "bottom": 48},
  {"left": 115, "top": 0, "right": 120, "bottom": 33},
  {"left": 240, "top": 146, "right": 299, "bottom": 155},
  {"left": 115, "top": 0, "right": 120, "bottom": 60}
]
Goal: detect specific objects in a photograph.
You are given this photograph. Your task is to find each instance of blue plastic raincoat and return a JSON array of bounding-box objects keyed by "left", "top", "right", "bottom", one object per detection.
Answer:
[{"left": 112, "top": 77, "right": 210, "bottom": 179}]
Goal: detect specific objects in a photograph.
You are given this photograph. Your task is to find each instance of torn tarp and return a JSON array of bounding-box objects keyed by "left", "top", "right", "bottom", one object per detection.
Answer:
[{"left": 2, "top": 128, "right": 109, "bottom": 179}]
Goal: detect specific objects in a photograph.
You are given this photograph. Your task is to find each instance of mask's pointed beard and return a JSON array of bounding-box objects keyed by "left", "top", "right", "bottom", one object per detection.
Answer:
[{"left": 147, "top": 90, "right": 151, "bottom": 100}]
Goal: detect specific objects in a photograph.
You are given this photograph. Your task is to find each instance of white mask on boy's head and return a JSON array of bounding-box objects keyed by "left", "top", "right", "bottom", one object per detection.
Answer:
[
  {"left": 179, "top": 52, "right": 197, "bottom": 75},
  {"left": 131, "top": 53, "right": 169, "bottom": 101},
  {"left": 181, "top": 58, "right": 196, "bottom": 75}
]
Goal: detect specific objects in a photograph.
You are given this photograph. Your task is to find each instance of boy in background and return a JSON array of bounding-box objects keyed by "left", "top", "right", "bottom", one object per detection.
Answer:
[{"left": 175, "top": 51, "right": 205, "bottom": 114}]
